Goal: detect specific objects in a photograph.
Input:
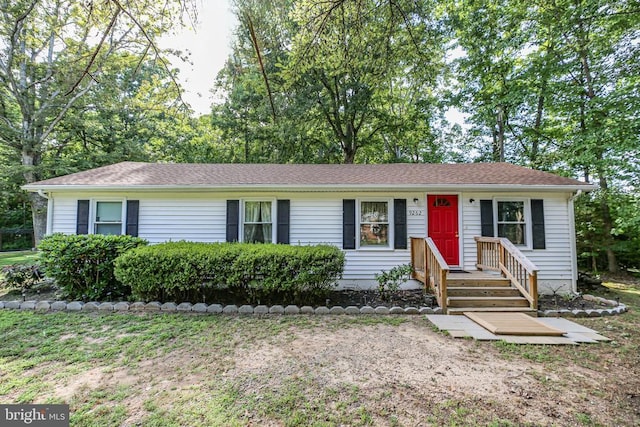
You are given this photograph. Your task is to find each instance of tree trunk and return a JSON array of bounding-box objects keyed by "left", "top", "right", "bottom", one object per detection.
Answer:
[
  {"left": 21, "top": 150, "right": 47, "bottom": 244},
  {"left": 343, "top": 145, "right": 356, "bottom": 164},
  {"left": 496, "top": 106, "right": 505, "bottom": 162},
  {"left": 575, "top": 18, "right": 618, "bottom": 273},
  {"left": 342, "top": 122, "right": 357, "bottom": 164},
  {"left": 598, "top": 175, "right": 619, "bottom": 273},
  {"left": 531, "top": 92, "right": 544, "bottom": 166},
  {"left": 28, "top": 192, "right": 48, "bottom": 246}
]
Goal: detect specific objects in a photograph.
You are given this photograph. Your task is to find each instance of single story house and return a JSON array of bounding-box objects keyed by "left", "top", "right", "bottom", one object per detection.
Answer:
[{"left": 24, "top": 162, "right": 593, "bottom": 305}]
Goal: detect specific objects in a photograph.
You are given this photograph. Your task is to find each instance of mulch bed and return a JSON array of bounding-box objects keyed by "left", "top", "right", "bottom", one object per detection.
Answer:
[
  {"left": 329, "top": 289, "right": 611, "bottom": 310},
  {"left": 325, "top": 289, "right": 435, "bottom": 308},
  {"left": 0, "top": 285, "right": 615, "bottom": 311}
]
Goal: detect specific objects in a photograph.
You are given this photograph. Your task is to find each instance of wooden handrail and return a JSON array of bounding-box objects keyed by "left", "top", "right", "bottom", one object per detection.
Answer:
[
  {"left": 410, "top": 237, "right": 426, "bottom": 282},
  {"left": 411, "top": 237, "right": 449, "bottom": 312},
  {"left": 425, "top": 237, "right": 450, "bottom": 313},
  {"left": 475, "top": 236, "right": 539, "bottom": 310}
]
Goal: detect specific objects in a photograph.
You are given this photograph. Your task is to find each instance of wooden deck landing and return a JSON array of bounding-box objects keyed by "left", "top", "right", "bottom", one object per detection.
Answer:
[
  {"left": 415, "top": 269, "right": 504, "bottom": 284},
  {"left": 447, "top": 270, "right": 506, "bottom": 282},
  {"left": 464, "top": 312, "right": 565, "bottom": 336}
]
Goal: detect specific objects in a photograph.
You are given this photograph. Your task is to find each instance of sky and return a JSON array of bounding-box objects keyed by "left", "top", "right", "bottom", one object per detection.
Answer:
[{"left": 160, "top": 1, "right": 237, "bottom": 116}]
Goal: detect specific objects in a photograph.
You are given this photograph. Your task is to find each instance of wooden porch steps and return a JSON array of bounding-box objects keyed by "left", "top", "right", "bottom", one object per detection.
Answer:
[
  {"left": 447, "top": 296, "right": 530, "bottom": 308},
  {"left": 444, "top": 272, "right": 536, "bottom": 316},
  {"left": 411, "top": 237, "right": 539, "bottom": 317},
  {"left": 447, "top": 286, "right": 521, "bottom": 297},
  {"left": 446, "top": 276, "right": 511, "bottom": 287},
  {"left": 447, "top": 307, "right": 538, "bottom": 316}
]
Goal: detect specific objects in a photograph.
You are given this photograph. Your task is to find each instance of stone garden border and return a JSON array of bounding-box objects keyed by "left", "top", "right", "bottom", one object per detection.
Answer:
[{"left": 0, "top": 294, "right": 627, "bottom": 317}]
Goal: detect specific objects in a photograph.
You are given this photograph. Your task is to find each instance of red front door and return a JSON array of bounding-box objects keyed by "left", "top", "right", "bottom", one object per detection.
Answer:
[{"left": 427, "top": 195, "right": 459, "bottom": 266}]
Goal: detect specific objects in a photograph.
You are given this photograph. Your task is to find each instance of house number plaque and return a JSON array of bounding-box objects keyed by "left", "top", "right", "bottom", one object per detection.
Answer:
[{"left": 408, "top": 209, "right": 424, "bottom": 216}]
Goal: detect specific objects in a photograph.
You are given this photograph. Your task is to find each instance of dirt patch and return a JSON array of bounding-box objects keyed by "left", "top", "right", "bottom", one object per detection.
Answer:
[
  {"left": 5, "top": 312, "right": 637, "bottom": 425},
  {"left": 54, "top": 367, "right": 137, "bottom": 402},
  {"left": 230, "top": 318, "right": 617, "bottom": 426}
]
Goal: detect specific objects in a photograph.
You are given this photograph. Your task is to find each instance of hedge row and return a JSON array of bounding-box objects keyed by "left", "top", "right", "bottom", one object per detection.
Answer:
[
  {"left": 38, "top": 234, "right": 148, "bottom": 300},
  {"left": 114, "top": 242, "right": 345, "bottom": 304}
]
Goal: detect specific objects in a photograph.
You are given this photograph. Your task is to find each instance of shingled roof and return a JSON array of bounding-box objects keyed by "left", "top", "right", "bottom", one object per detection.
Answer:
[{"left": 24, "top": 161, "right": 592, "bottom": 190}]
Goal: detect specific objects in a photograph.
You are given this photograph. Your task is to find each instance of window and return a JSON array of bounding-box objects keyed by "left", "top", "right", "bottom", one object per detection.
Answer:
[
  {"left": 243, "top": 201, "right": 273, "bottom": 243},
  {"left": 432, "top": 197, "right": 451, "bottom": 207},
  {"left": 94, "top": 201, "right": 123, "bottom": 235},
  {"left": 359, "top": 201, "right": 389, "bottom": 247},
  {"left": 497, "top": 201, "right": 527, "bottom": 245}
]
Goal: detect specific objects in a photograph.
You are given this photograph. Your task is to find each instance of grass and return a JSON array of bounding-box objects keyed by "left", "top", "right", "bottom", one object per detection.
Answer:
[
  {"left": 0, "top": 312, "right": 409, "bottom": 426},
  {"left": 0, "top": 250, "right": 38, "bottom": 267},
  {"left": 487, "top": 276, "right": 640, "bottom": 426},
  {"left": 1, "top": 276, "right": 639, "bottom": 426}
]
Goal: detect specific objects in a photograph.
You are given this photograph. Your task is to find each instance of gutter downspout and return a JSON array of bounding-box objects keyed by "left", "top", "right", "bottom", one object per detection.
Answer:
[
  {"left": 38, "top": 190, "right": 53, "bottom": 237},
  {"left": 568, "top": 190, "right": 583, "bottom": 293}
]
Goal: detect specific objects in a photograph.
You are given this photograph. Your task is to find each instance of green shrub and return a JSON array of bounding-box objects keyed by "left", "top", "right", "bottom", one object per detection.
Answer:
[
  {"left": 0, "top": 264, "right": 43, "bottom": 291},
  {"left": 38, "top": 233, "right": 148, "bottom": 300},
  {"left": 114, "top": 242, "right": 345, "bottom": 305},
  {"left": 375, "top": 264, "right": 413, "bottom": 301}
]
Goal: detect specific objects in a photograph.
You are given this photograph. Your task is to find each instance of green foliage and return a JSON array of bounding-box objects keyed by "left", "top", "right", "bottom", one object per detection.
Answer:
[
  {"left": 0, "top": 264, "right": 43, "bottom": 291},
  {"left": 0, "top": 1, "right": 197, "bottom": 243},
  {"left": 375, "top": 264, "right": 413, "bottom": 302},
  {"left": 38, "top": 234, "right": 148, "bottom": 300},
  {"left": 576, "top": 190, "right": 640, "bottom": 271},
  {"left": 213, "top": 0, "right": 448, "bottom": 164},
  {"left": 0, "top": 229, "right": 33, "bottom": 251},
  {"left": 114, "top": 242, "right": 345, "bottom": 304}
]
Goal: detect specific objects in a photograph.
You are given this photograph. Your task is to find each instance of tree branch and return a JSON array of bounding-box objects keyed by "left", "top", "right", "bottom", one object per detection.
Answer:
[
  {"left": 245, "top": 13, "right": 277, "bottom": 123},
  {"left": 111, "top": 0, "right": 188, "bottom": 110},
  {"left": 65, "top": 5, "right": 121, "bottom": 96}
]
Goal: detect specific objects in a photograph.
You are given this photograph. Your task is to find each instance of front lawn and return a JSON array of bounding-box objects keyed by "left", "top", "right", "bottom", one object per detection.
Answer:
[
  {"left": 0, "top": 250, "right": 38, "bottom": 267},
  {"left": 1, "top": 277, "right": 639, "bottom": 427}
]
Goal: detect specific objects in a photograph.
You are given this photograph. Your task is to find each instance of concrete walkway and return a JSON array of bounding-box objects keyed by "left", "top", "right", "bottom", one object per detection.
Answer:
[{"left": 426, "top": 315, "right": 611, "bottom": 345}]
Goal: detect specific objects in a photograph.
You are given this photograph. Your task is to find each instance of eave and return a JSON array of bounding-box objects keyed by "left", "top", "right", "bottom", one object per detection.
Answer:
[{"left": 23, "top": 183, "right": 596, "bottom": 193}]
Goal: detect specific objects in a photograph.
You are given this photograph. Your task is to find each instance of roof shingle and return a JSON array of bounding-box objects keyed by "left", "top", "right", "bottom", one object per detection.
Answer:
[{"left": 24, "top": 161, "right": 591, "bottom": 189}]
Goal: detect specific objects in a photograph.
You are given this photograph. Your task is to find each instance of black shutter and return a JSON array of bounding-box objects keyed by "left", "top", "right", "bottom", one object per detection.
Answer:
[
  {"left": 126, "top": 200, "right": 140, "bottom": 237},
  {"left": 394, "top": 199, "right": 407, "bottom": 249},
  {"left": 226, "top": 200, "right": 240, "bottom": 242},
  {"left": 76, "top": 200, "right": 90, "bottom": 235},
  {"left": 277, "top": 199, "right": 290, "bottom": 244},
  {"left": 531, "top": 199, "right": 546, "bottom": 249},
  {"left": 343, "top": 199, "right": 356, "bottom": 249},
  {"left": 480, "top": 200, "right": 494, "bottom": 237}
]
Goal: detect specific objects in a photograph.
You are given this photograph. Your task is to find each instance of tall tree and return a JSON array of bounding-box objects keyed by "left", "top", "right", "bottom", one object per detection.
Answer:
[
  {"left": 215, "top": 0, "right": 449, "bottom": 164},
  {"left": 286, "top": 0, "right": 447, "bottom": 163},
  {"left": 448, "top": 0, "right": 640, "bottom": 271},
  {"left": 542, "top": 0, "right": 640, "bottom": 272},
  {"left": 0, "top": 0, "right": 196, "bottom": 242}
]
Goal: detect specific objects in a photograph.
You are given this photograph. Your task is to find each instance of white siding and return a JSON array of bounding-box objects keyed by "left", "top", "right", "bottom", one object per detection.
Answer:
[
  {"left": 138, "top": 198, "right": 225, "bottom": 243},
  {"left": 48, "top": 189, "right": 577, "bottom": 292},
  {"left": 288, "top": 194, "right": 424, "bottom": 287},
  {"left": 50, "top": 192, "right": 227, "bottom": 242},
  {"left": 289, "top": 198, "right": 342, "bottom": 245},
  {"left": 459, "top": 192, "right": 576, "bottom": 293},
  {"left": 50, "top": 196, "right": 79, "bottom": 234}
]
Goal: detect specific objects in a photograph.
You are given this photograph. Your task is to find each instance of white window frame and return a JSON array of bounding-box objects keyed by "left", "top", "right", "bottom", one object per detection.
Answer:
[
  {"left": 357, "top": 198, "right": 393, "bottom": 250},
  {"left": 241, "top": 198, "right": 276, "bottom": 243},
  {"left": 91, "top": 199, "right": 126, "bottom": 235},
  {"left": 493, "top": 198, "right": 532, "bottom": 249}
]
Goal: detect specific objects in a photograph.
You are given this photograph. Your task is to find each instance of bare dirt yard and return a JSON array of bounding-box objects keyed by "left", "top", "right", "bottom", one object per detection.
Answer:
[{"left": 1, "top": 279, "right": 639, "bottom": 426}]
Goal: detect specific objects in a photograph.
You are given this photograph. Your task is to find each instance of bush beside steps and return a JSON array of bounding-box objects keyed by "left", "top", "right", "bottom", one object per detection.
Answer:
[{"left": 114, "top": 241, "right": 345, "bottom": 306}]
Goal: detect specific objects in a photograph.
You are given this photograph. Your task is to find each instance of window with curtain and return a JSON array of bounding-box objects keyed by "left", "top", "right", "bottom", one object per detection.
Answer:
[
  {"left": 95, "top": 201, "right": 123, "bottom": 235},
  {"left": 497, "top": 201, "right": 526, "bottom": 245},
  {"left": 243, "top": 201, "right": 273, "bottom": 243},
  {"left": 360, "top": 201, "right": 389, "bottom": 247}
]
